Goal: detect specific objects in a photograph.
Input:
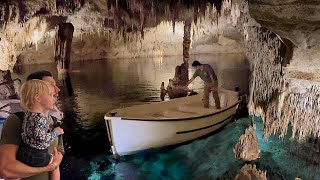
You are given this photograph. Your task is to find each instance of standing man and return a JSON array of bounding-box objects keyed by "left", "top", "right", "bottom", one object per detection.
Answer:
[
  {"left": 186, "top": 60, "right": 221, "bottom": 109},
  {"left": 0, "top": 70, "right": 63, "bottom": 180}
]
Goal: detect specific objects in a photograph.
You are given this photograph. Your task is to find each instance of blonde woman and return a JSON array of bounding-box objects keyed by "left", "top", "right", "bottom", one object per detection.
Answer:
[{"left": 16, "top": 80, "right": 64, "bottom": 180}]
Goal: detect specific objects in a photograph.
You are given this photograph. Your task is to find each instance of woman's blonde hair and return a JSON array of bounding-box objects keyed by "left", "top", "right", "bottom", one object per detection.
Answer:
[{"left": 20, "top": 79, "right": 51, "bottom": 111}]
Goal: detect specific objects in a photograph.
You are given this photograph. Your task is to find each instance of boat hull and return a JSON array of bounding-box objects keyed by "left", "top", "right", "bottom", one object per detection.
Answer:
[{"left": 105, "top": 102, "right": 239, "bottom": 156}]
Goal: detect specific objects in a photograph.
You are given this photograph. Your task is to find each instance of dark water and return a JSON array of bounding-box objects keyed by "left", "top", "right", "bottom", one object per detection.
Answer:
[{"left": 13, "top": 54, "right": 252, "bottom": 179}]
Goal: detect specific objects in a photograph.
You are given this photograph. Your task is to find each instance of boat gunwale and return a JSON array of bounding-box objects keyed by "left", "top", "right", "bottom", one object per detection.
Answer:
[{"left": 104, "top": 101, "right": 240, "bottom": 122}]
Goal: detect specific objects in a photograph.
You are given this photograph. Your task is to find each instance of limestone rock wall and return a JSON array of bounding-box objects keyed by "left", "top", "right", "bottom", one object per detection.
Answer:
[{"left": 236, "top": 0, "right": 320, "bottom": 140}]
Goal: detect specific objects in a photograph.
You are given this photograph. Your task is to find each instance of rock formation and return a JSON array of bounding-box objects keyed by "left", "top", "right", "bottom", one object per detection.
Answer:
[
  {"left": 55, "top": 22, "right": 74, "bottom": 73},
  {"left": 165, "top": 19, "right": 192, "bottom": 99},
  {"left": 243, "top": 0, "right": 320, "bottom": 141},
  {"left": 234, "top": 124, "right": 260, "bottom": 161},
  {"left": 234, "top": 164, "right": 267, "bottom": 180}
]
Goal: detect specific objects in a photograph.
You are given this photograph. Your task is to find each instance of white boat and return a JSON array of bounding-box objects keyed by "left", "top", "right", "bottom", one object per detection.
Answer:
[{"left": 104, "top": 89, "right": 240, "bottom": 157}]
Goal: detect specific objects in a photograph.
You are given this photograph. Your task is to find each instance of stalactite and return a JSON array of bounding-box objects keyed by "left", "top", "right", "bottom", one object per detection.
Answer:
[
  {"left": 269, "top": 79, "right": 320, "bottom": 140},
  {"left": 151, "top": 1, "right": 154, "bottom": 17},
  {"left": 67, "top": 3, "right": 106, "bottom": 38},
  {"left": 54, "top": 23, "right": 74, "bottom": 73},
  {"left": 187, "top": 3, "right": 220, "bottom": 47},
  {"left": 170, "top": 2, "right": 177, "bottom": 34},
  {"left": 8, "top": 5, "right": 13, "bottom": 23},
  {"left": 0, "top": 6, "right": 5, "bottom": 21},
  {"left": 183, "top": 20, "right": 191, "bottom": 64},
  {"left": 193, "top": 4, "right": 198, "bottom": 25},
  {"left": 139, "top": 5, "right": 144, "bottom": 39},
  {"left": 55, "top": 0, "right": 83, "bottom": 15},
  {"left": 222, "top": 0, "right": 240, "bottom": 26}
]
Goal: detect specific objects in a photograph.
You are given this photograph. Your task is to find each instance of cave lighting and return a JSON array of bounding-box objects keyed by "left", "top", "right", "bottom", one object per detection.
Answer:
[
  {"left": 174, "top": 25, "right": 184, "bottom": 36},
  {"left": 28, "top": 19, "right": 47, "bottom": 51},
  {"left": 31, "top": 31, "right": 40, "bottom": 50},
  {"left": 153, "top": 50, "right": 163, "bottom": 57}
]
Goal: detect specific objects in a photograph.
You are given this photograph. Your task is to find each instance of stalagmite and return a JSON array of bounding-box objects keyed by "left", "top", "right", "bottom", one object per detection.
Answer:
[
  {"left": 54, "top": 23, "right": 74, "bottom": 73},
  {"left": 181, "top": 19, "right": 191, "bottom": 85},
  {"left": 234, "top": 164, "right": 267, "bottom": 180},
  {"left": 166, "top": 19, "right": 191, "bottom": 99},
  {"left": 233, "top": 124, "right": 260, "bottom": 161},
  {"left": 182, "top": 20, "right": 191, "bottom": 64}
]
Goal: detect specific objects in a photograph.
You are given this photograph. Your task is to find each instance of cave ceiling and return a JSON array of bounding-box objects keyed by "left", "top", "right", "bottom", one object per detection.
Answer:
[
  {"left": 249, "top": 0, "right": 320, "bottom": 49},
  {"left": 0, "top": 0, "right": 224, "bottom": 34},
  {"left": 2, "top": 0, "right": 320, "bottom": 56}
]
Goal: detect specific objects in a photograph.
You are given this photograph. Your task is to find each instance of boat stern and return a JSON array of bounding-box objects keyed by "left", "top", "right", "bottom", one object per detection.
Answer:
[{"left": 104, "top": 114, "right": 120, "bottom": 159}]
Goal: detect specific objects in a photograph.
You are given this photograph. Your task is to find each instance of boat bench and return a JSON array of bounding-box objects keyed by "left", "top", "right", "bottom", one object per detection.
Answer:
[
  {"left": 151, "top": 110, "right": 197, "bottom": 119},
  {"left": 178, "top": 105, "right": 215, "bottom": 115}
]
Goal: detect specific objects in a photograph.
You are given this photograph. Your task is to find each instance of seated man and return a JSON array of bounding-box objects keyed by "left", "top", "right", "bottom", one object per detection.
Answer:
[
  {"left": 167, "top": 79, "right": 192, "bottom": 99},
  {"left": 0, "top": 71, "right": 63, "bottom": 180}
]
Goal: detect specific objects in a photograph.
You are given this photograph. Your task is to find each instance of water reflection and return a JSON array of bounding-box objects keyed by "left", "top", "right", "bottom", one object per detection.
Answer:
[{"left": 12, "top": 54, "right": 249, "bottom": 179}]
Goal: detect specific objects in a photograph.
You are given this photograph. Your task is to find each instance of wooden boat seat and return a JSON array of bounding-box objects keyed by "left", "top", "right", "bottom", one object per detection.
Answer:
[
  {"left": 151, "top": 110, "right": 197, "bottom": 119},
  {"left": 178, "top": 105, "right": 217, "bottom": 115},
  {"left": 163, "top": 110, "right": 197, "bottom": 118}
]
